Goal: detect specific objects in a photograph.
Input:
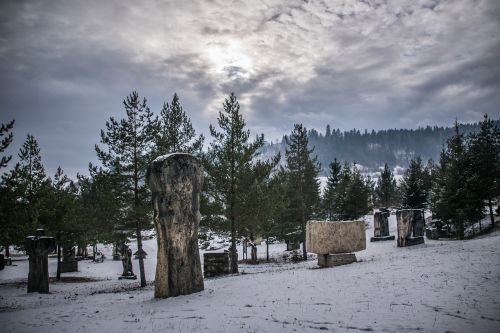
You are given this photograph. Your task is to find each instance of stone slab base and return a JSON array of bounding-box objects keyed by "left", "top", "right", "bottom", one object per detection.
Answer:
[
  {"left": 118, "top": 275, "right": 137, "bottom": 280},
  {"left": 318, "top": 253, "right": 357, "bottom": 267},
  {"left": 61, "top": 261, "right": 78, "bottom": 273},
  {"left": 370, "top": 235, "right": 395, "bottom": 242},
  {"left": 397, "top": 236, "right": 425, "bottom": 247}
]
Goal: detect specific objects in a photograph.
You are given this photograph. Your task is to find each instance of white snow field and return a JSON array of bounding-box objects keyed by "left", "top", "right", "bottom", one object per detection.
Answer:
[{"left": 1, "top": 215, "right": 500, "bottom": 333}]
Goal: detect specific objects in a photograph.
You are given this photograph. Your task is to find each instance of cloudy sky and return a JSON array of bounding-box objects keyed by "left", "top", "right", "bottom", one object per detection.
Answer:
[{"left": 1, "top": 0, "right": 499, "bottom": 177}]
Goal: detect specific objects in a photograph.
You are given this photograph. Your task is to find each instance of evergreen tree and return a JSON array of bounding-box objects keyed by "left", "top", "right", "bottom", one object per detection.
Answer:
[
  {"left": 332, "top": 162, "right": 352, "bottom": 219},
  {"left": 16, "top": 134, "right": 49, "bottom": 228},
  {"left": 154, "top": 93, "right": 204, "bottom": 156},
  {"left": 400, "top": 157, "right": 428, "bottom": 209},
  {"left": 343, "top": 163, "right": 371, "bottom": 220},
  {"left": 323, "top": 158, "right": 341, "bottom": 219},
  {"left": 284, "top": 124, "right": 320, "bottom": 260},
  {"left": 94, "top": 91, "right": 157, "bottom": 287},
  {"left": 432, "top": 123, "right": 483, "bottom": 239},
  {"left": 468, "top": 114, "right": 500, "bottom": 228},
  {"left": 0, "top": 120, "right": 15, "bottom": 169},
  {"left": 204, "top": 93, "right": 265, "bottom": 273},
  {"left": 374, "top": 163, "right": 397, "bottom": 208}
]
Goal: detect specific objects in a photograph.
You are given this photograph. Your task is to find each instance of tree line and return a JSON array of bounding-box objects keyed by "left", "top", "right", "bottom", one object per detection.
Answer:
[{"left": 1, "top": 92, "right": 498, "bottom": 287}]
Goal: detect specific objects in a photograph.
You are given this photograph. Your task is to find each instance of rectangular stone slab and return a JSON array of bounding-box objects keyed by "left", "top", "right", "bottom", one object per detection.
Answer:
[
  {"left": 318, "top": 253, "right": 357, "bottom": 267},
  {"left": 306, "top": 220, "right": 366, "bottom": 254}
]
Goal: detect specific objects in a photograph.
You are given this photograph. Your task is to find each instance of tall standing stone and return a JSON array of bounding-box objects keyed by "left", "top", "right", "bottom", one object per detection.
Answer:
[
  {"left": 61, "top": 246, "right": 78, "bottom": 273},
  {"left": 396, "top": 209, "right": 425, "bottom": 247},
  {"left": 147, "top": 153, "right": 204, "bottom": 298},
  {"left": 25, "top": 229, "right": 56, "bottom": 293},
  {"left": 370, "top": 210, "right": 395, "bottom": 242}
]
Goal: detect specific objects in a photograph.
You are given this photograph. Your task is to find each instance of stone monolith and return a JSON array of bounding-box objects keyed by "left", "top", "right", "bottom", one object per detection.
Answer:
[
  {"left": 147, "top": 153, "right": 204, "bottom": 298},
  {"left": 396, "top": 209, "right": 425, "bottom": 247},
  {"left": 25, "top": 229, "right": 56, "bottom": 293}
]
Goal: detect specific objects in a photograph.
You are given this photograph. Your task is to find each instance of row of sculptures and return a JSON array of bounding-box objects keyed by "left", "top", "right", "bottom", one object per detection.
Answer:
[{"left": 24, "top": 154, "right": 426, "bottom": 297}]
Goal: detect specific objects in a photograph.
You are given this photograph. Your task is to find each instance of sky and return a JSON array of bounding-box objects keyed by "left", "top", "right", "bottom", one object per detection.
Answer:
[{"left": 1, "top": 0, "right": 499, "bottom": 178}]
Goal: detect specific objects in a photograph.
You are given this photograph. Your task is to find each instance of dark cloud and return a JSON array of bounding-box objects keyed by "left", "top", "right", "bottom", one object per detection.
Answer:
[{"left": 0, "top": 0, "right": 499, "bottom": 177}]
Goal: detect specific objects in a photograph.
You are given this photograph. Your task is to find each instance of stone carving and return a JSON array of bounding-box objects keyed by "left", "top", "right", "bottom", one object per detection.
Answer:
[
  {"left": 204, "top": 252, "right": 231, "bottom": 278},
  {"left": 118, "top": 244, "right": 136, "bottom": 279},
  {"left": 370, "top": 209, "right": 395, "bottom": 242},
  {"left": 61, "top": 246, "right": 78, "bottom": 272},
  {"left": 147, "top": 153, "right": 204, "bottom": 298},
  {"left": 25, "top": 229, "right": 56, "bottom": 293},
  {"left": 306, "top": 220, "right": 366, "bottom": 267},
  {"left": 396, "top": 209, "right": 425, "bottom": 247}
]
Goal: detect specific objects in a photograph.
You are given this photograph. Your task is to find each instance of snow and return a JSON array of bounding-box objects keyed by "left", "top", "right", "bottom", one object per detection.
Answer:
[
  {"left": 153, "top": 153, "right": 194, "bottom": 163},
  {"left": 1, "top": 215, "right": 500, "bottom": 332}
]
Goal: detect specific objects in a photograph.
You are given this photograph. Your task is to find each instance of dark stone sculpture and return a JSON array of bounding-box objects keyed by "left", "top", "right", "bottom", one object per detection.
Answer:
[
  {"left": 119, "top": 244, "right": 136, "bottom": 279},
  {"left": 147, "top": 153, "right": 204, "bottom": 298},
  {"left": 370, "top": 209, "right": 395, "bottom": 242},
  {"left": 204, "top": 252, "right": 231, "bottom": 278},
  {"left": 25, "top": 229, "right": 56, "bottom": 293},
  {"left": 396, "top": 209, "right": 425, "bottom": 247},
  {"left": 61, "top": 246, "right": 78, "bottom": 272}
]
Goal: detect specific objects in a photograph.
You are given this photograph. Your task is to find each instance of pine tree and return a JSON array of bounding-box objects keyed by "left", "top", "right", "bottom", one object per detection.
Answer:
[
  {"left": 154, "top": 93, "right": 204, "bottom": 156},
  {"left": 468, "top": 114, "right": 500, "bottom": 228},
  {"left": 16, "top": 134, "right": 49, "bottom": 228},
  {"left": 343, "top": 163, "right": 370, "bottom": 220},
  {"left": 284, "top": 124, "right": 320, "bottom": 260},
  {"left": 374, "top": 163, "right": 397, "bottom": 208},
  {"left": 323, "top": 158, "right": 341, "bottom": 219},
  {"left": 400, "top": 157, "right": 428, "bottom": 209},
  {"left": 0, "top": 120, "right": 15, "bottom": 169},
  {"left": 204, "top": 93, "right": 264, "bottom": 273},
  {"left": 94, "top": 91, "right": 157, "bottom": 287},
  {"left": 432, "top": 123, "right": 483, "bottom": 239}
]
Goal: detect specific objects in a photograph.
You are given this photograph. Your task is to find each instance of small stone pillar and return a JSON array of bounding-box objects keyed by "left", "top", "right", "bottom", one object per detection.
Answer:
[
  {"left": 61, "top": 246, "right": 78, "bottom": 273},
  {"left": 396, "top": 209, "right": 425, "bottom": 247},
  {"left": 370, "top": 210, "right": 395, "bottom": 242},
  {"left": 0, "top": 254, "right": 4, "bottom": 271},
  {"left": 286, "top": 240, "right": 300, "bottom": 251},
  {"left": 204, "top": 252, "right": 231, "bottom": 277},
  {"left": 25, "top": 229, "right": 56, "bottom": 293},
  {"left": 147, "top": 153, "right": 204, "bottom": 298},
  {"left": 118, "top": 244, "right": 136, "bottom": 280},
  {"left": 306, "top": 221, "right": 366, "bottom": 267}
]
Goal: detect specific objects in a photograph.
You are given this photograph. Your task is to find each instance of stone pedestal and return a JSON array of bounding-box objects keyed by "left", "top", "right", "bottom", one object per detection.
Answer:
[
  {"left": 318, "top": 253, "right": 357, "bottom": 267},
  {"left": 307, "top": 220, "right": 366, "bottom": 268},
  {"left": 148, "top": 153, "right": 204, "bottom": 298},
  {"left": 396, "top": 209, "right": 425, "bottom": 247},
  {"left": 25, "top": 229, "right": 56, "bottom": 293},
  {"left": 61, "top": 246, "right": 78, "bottom": 273},
  {"left": 371, "top": 210, "right": 395, "bottom": 242},
  {"left": 204, "top": 252, "right": 231, "bottom": 278}
]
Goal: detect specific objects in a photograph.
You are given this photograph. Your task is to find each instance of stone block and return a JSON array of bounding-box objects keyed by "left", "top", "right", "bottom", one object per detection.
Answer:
[
  {"left": 204, "top": 252, "right": 231, "bottom": 278},
  {"left": 306, "top": 220, "right": 366, "bottom": 254},
  {"left": 318, "top": 253, "right": 357, "bottom": 267},
  {"left": 396, "top": 209, "right": 425, "bottom": 247}
]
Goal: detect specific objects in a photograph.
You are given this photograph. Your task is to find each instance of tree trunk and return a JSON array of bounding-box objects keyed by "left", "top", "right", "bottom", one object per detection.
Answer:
[
  {"left": 488, "top": 198, "right": 495, "bottom": 229},
  {"left": 136, "top": 225, "right": 146, "bottom": 287},
  {"left": 266, "top": 236, "right": 269, "bottom": 262},
  {"left": 56, "top": 243, "right": 61, "bottom": 280},
  {"left": 4, "top": 245, "right": 9, "bottom": 258}
]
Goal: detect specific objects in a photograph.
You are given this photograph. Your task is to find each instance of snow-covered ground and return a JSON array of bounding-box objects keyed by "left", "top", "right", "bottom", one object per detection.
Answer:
[{"left": 1, "top": 215, "right": 500, "bottom": 332}]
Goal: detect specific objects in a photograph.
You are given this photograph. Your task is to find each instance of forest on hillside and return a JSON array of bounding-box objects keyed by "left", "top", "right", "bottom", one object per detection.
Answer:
[{"left": 261, "top": 120, "right": 500, "bottom": 174}]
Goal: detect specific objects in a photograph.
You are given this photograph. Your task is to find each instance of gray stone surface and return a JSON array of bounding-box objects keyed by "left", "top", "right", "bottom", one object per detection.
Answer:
[
  {"left": 148, "top": 153, "right": 204, "bottom": 298},
  {"left": 61, "top": 246, "right": 78, "bottom": 273},
  {"left": 318, "top": 253, "right": 357, "bottom": 267},
  {"left": 306, "top": 220, "right": 366, "bottom": 254},
  {"left": 25, "top": 229, "right": 56, "bottom": 293},
  {"left": 373, "top": 211, "right": 390, "bottom": 237},
  {"left": 204, "top": 252, "right": 231, "bottom": 278},
  {"left": 396, "top": 209, "right": 425, "bottom": 247}
]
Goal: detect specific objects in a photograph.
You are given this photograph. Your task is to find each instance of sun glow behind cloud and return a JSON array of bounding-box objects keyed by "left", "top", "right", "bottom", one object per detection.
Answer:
[{"left": 205, "top": 40, "right": 254, "bottom": 80}]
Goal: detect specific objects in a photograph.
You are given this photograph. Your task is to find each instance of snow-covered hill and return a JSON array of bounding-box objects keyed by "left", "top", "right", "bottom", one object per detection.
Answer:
[{"left": 1, "top": 215, "right": 500, "bottom": 332}]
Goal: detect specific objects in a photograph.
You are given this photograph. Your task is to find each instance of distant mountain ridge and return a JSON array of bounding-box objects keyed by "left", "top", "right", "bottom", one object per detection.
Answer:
[{"left": 259, "top": 119, "right": 500, "bottom": 175}]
